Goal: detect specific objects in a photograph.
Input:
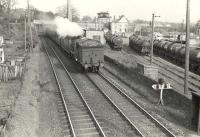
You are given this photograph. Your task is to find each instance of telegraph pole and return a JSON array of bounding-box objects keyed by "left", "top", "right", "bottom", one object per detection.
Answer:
[
  {"left": 150, "top": 14, "right": 155, "bottom": 65},
  {"left": 150, "top": 14, "right": 160, "bottom": 65},
  {"left": 27, "top": 0, "right": 33, "bottom": 52},
  {"left": 24, "top": 12, "right": 27, "bottom": 52},
  {"left": 8, "top": 0, "right": 11, "bottom": 38},
  {"left": 184, "top": 0, "right": 190, "bottom": 94},
  {"left": 67, "top": 0, "right": 72, "bottom": 21}
]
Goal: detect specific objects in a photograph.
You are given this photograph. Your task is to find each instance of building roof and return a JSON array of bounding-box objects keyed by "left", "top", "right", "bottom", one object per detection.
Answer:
[
  {"left": 112, "top": 15, "right": 128, "bottom": 23},
  {"left": 97, "top": 12, "right": 109, "bottom": 15}
]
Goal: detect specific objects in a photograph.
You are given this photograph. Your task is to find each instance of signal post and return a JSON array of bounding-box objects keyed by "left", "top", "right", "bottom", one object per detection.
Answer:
[{"left": 152, "top": 79, "right": 172, "bottom": 105}]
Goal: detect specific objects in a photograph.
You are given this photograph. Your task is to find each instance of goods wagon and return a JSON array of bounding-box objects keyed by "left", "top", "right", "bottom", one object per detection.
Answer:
[
  {"left": 129, "top": 35, "right": 150, "bottom": 55},
  {"left": 46, "top": 30, "right": 104, "bottom": 72},
  {"left": 129, "top": 34, "right": 200, "bottom": 75}
]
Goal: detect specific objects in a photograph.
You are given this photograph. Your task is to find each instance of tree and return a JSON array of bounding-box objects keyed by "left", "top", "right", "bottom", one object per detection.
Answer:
[
  {"left": 195, "top": 20, "right": 200, "bottom": 35},
  {"left": 0, "top": 0, "right": 17, "bottom": 37},
  {"left": 81, "top": 15, "right": 92, "bottom": 22},
  {"left": 55, "top": 4, "right": 80, "bottom": 22},
  {"left": 0, "top": 0, "right": 16, "bottom": 13},
  {"left": 195, "top": 20, "right": 200, "bottom": 29},
  {"left": 71, "top": 7, "right": 80, "bottom": 22}
]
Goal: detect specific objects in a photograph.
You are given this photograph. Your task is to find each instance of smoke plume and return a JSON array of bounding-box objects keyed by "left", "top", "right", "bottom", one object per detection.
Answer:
[{"left": 54, "top": 16, "right": 83, "bottom": 37}]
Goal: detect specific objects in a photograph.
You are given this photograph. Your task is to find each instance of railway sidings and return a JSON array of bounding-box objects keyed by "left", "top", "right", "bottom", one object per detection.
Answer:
[{"left": 123, "top": 45, "right": 200, "bottom": 97}]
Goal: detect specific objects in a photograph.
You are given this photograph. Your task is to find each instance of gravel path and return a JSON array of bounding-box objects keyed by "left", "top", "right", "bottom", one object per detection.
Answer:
[{"left": 6, "top": 37, "right": 64, "bottom": 137}]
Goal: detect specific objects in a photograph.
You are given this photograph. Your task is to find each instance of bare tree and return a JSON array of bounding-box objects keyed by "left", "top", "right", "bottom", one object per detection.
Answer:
[
  {"left": 0, "top": 0, "right": 16, "bottom": 37},
  {"left": 55, "top": 4, "right": 80, "bottom": 22},
  {"left": 195, "top": 20, "right": 200, "bottom": 35},
  {"left": 0, "top": 0, "right": 16, "bottom": 13},
  {"left": 81, "top": 15, "right": 92, "bottom": 22}
]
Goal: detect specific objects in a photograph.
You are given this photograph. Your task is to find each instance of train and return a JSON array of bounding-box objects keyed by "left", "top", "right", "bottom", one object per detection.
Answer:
[
  {"left": 46, "top": 30, "right": 104, "bottom": 72},
  {"left": 104, "top": 32, "right": 123, "bottom": 50},
  {"left": 129, "top": 34, "right": 200, "bottom": 74},
  {"left": 129, "top": 34, "right": 151, "bottom": 56}
]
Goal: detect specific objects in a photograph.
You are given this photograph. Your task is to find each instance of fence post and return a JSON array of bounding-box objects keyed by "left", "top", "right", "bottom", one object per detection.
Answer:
[
  {"left": 3, "top": 66, "right": 5, "bottom": 82},
  {"left": 0, "top": 65, "right": 2, "bottom": 81},
  {"left": 14, "top": 65, "right": 17, "bottom": 78},
  {"left": 5, "top": 66, "right": 8, "bottom": 82},
  {"left": 20, "top": 64, "right": 22, "bottom": 79}
]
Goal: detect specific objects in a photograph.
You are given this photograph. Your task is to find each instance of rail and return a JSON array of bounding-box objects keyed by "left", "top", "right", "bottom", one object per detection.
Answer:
[
  {"left": 87, "top": 73, "right": 147, "bottom": 137},
  {"left": 41, "top": 38, "right": 76, "bottom": 137},
  {"left": 98, "top": 71, "right": 176, "bottom": 137},
  {"left": 43, "top": 37, "right": 106, "bottom": 137}
]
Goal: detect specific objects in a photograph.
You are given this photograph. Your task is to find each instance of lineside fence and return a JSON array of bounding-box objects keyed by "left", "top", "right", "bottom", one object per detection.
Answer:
[{"left": 0, "top": 58, "right": 25, "bottom": 82}]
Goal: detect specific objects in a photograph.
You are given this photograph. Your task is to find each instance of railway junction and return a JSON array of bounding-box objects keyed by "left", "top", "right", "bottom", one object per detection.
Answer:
[{"left": 0, "top": 0, "right": 200, "bottom": 137}]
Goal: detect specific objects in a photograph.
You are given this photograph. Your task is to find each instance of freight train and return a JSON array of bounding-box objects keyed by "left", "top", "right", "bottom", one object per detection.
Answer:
[
  {"left": 129, "top": 34, "right": 200, "bottom": 74},
  {"left": 46, "top": 30, "right": 104, "bottom": 72},
  {"left": 104, "top": 32, "right": 123, "bottom": 50},
  {"left": 129, "top": 34, "right": 151, "bottom": 55}
]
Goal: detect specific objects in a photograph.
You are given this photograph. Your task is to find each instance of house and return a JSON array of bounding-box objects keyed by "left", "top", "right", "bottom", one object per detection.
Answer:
[{"left": 111, "top": 15, "right": 128, "bottom": 35}]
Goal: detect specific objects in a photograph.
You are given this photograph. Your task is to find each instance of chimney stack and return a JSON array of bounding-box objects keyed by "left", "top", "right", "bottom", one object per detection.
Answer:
[{"left": 67, "top": 0, "right": 72, "bottom": 21}]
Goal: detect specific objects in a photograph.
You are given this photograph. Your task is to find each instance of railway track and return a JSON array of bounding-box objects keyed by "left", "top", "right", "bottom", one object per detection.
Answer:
[
  {"left": 144, "top": 56, "right": 200, "bottom": 91},
  {"left": 41, "top": 36, "right": 106, "bottom": 137},
  {"left": 45, "top": 36, "right": 142, "bottom": 137},
  {"left": 43, "top": 36, "right": 176, "bottom": 136},
  {"left": 100, "top": 66, "right": 185, "bottom": 135},
  {"left": 87, "top": 71, "right": 176, "bottom": 137},
  {"left": 124, "top": 46, "right": 200, "bottom": 95}
]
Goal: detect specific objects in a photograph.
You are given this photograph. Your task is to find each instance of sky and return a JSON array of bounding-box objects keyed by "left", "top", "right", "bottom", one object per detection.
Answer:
[{"left": 16, "top": 0, "right": 200, "bottom": 23}]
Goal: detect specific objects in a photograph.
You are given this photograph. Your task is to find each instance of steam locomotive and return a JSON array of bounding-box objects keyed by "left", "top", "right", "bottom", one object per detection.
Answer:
[
  {"left": 129, "top": 34, "right": 200, "bottom": 74},
  {"left": 104, "top": 32, "right": 123, "bottom": 50},
  {"left": 46, "top": 30, "right": 104, "bottom": 72}
]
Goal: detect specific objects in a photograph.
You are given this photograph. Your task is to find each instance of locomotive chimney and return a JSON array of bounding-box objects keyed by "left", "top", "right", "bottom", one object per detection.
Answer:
[{"left": 67, "top": 0, "right": 72, "bottom": 21}]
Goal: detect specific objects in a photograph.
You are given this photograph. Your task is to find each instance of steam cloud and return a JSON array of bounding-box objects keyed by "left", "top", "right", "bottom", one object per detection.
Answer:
[{"left": 54, "top": 16, "right": 83, "bottom": 37}]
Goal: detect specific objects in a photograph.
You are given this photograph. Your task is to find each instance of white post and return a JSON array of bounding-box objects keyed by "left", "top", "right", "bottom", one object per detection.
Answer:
[
  {"left": 159, "top": 89, "right": 164, "bottom": 105},
  {"left": 0, "top": 48, "right": 4, "bottom": 63}
]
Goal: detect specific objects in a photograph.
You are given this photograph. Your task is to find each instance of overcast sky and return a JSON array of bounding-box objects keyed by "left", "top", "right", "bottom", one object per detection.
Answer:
[{"left": 16, "top": 0, "right": 200, "bottom": 23}]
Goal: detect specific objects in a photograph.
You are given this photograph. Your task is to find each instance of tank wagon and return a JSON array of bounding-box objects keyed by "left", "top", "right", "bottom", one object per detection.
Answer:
[
  {"left": 129, "top": 34, "right": 200, "bottom": 74},
  {"left": 46, "top": 30, "right": 104, "bottom": 72},
  {"left": 129, "top": 34, "right": 151, "bottom": 55},
  {"left": 104, "top": 32, "right": 123, "bottom": 50}
]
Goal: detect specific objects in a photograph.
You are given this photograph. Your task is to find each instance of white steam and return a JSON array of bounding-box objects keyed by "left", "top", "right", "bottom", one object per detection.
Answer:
[{"left": 54, "top": 16, "right": 83, "bottom": 37}]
